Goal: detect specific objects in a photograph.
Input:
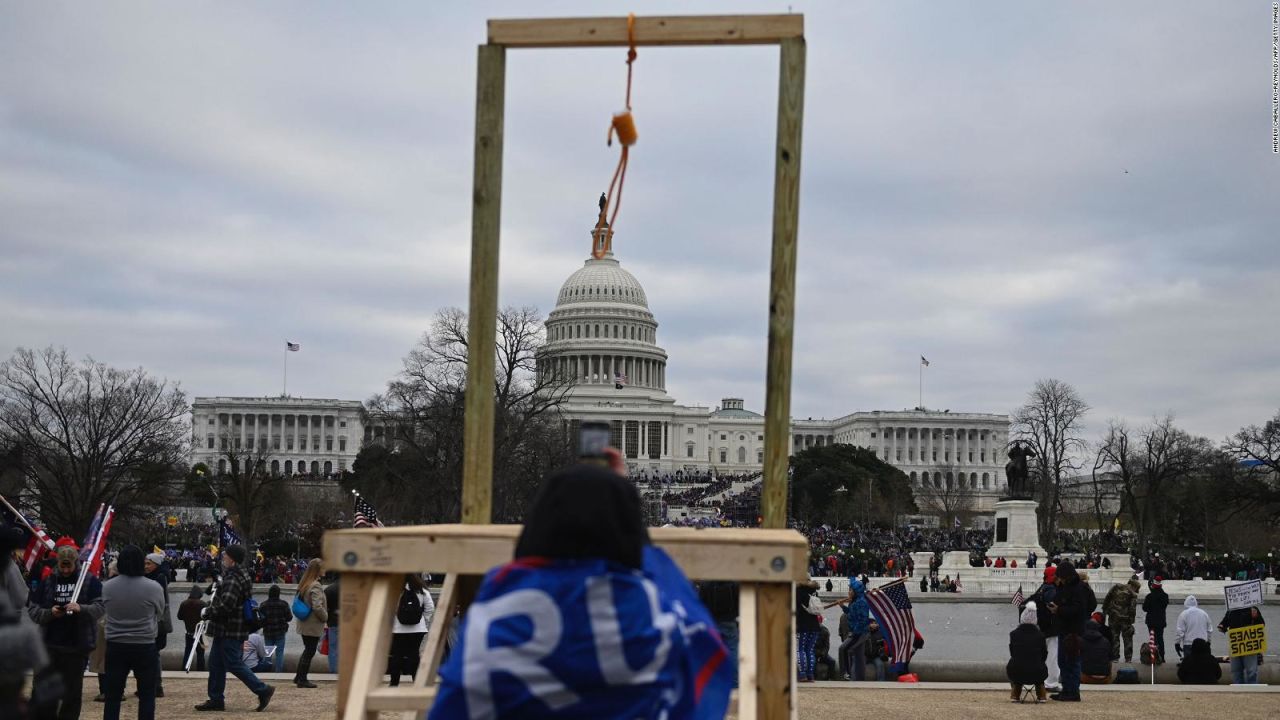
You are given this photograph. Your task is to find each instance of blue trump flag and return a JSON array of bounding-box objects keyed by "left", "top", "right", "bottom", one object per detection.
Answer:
[{"left": 429, "top": 545, "right": 732, "bottom": 720}]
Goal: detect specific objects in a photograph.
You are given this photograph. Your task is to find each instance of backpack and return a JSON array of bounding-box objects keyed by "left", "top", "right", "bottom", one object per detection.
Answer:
[
  {"left": 243, "top": 597, "right": 265, "bottom": 632},
  {"left": 396, "top": 587, "right": 424, "bottom": 626}
]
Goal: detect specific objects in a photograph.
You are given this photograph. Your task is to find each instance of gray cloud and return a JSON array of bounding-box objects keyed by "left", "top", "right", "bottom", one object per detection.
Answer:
[{"left": 1, "top": 1, "right": 1275, "bottom": 443}]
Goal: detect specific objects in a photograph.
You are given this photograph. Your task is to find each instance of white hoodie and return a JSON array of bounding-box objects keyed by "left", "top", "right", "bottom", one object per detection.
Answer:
[{"left": 1175, "top": 595, "right": 1213, "bottom": 646}]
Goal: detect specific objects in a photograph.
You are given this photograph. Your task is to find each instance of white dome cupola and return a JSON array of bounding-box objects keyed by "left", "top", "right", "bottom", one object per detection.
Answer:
[{"left": 537, "top": 198, "right": 669, "bottom": 395}]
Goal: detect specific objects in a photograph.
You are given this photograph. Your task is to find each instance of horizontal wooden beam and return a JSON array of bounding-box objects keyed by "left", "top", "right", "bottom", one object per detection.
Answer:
[
  {"left": 324, "top": 524, "right": 809, "bottom": 582},
  {"left": 366, "top": 686, "right": 437, "bottom": 712},
  {"left": 488, "top": 14, "right": 803, "bottom": 48}
]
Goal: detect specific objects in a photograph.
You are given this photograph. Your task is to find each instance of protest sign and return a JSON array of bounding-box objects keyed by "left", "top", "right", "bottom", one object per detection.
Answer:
[
  {"left": 1227, "top": 624, "right": 1266, "bottom": 657},
  {"left": 1224, "top": 579, "right": 1263, "bottom": 610}
]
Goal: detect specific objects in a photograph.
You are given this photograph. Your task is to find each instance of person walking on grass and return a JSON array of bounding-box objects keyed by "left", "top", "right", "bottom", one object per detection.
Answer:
[
  {"left": 293, "top": 558, "right": 328, "bottom": 688},
  {"left": 194, "top": 545, "right": 274, "bottom": 712},
  {"left": 30, "top": 543, "right": 105, "bottom": 720},
  {"left": 101, "top": 546, "right": 165, "bottom": 720}
]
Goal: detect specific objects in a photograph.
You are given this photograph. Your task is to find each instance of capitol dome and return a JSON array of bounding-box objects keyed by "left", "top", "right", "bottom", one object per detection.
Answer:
[
  {"left": 537, "top": 204, "right": 669, "bottom": 397},
  {"left": 556, "top": 256, "right": 649, "bottom": 309}
]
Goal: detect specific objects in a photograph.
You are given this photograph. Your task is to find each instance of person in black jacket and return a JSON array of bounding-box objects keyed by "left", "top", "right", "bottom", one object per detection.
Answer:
[
  {"left": 1007, "top": 601, "right": 1047, "bottom": 703},
  {"left": 1080, "top": 612, "right": 1114, "bottom": 683},
  {"left": 1047, "top": 560, "right": 1088, "bottom": 702},
  {"left": 1142, "top": 577, "right": 1170, "bottom": 663},
  {"left": 1176, "top": 638, "right": 1222, "bottom": 684},
  {"left": 1023, "top": 565, "right": 1060, "bottom": 691},
  {"left": 795, "top": 580, "right": 821, "bottom": 682},
  {"left": 1218, "top": 605, "right": 1264, "bottom": 684},
  {"left": 30, "top": 544, "right": 105, "bottom": 720}
]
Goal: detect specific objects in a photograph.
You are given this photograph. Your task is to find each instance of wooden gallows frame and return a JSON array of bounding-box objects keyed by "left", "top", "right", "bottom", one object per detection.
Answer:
[{"left": 324, "top": 13, "right": 807, "bottom": 720}]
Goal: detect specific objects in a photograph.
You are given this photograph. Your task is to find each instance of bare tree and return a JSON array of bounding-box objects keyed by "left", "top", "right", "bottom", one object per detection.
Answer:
[
  {"left": 360, "top": 306, "right": 574, "bottom": 523},
  {"left": 0, "top": 347, "right": 188, "bottom": 538},
  {"left": 1012, "top": 378, "right": 1089, "bottom": 546},
  {"left": 197, "top": 425, "right": 287, "bottom": 543},
  {"left": 915, "top": 465, "right": 977, "bottom": 530},
  {"left": 1221, "top": 409, "right": 1280, "bottom": 525},
  {"left": 1094, "top": 415, "right": 1212, "bottom": 556}
]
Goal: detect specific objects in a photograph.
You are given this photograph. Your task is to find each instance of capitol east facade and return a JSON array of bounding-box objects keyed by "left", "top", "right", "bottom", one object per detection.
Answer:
[{"left": 536, "top": 212, "right": 1012, "bottom": 513}]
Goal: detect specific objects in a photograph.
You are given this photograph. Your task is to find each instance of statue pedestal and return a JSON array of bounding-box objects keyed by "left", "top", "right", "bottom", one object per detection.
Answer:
[{"left": 987, "top": 499, "right": 1046, "bottom": 562}]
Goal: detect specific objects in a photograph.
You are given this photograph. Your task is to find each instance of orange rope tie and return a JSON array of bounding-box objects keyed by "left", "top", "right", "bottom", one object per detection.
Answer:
[{"left": 595, "top": 13, "right": 638, "bottom": 259}]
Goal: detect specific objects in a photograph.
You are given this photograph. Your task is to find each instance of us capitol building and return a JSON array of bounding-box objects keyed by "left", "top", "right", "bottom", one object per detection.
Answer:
[
  {"left": 190, "top": 205, "right": 1014, "bottom": 515},
  {"left": 536, "top": 207, "right": 1012, "bottom": 511}
]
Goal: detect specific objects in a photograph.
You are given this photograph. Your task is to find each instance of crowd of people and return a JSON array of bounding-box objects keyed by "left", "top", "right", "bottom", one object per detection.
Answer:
[{"left": 1006, "top": 560, "right": 1268, "bottom": 703}]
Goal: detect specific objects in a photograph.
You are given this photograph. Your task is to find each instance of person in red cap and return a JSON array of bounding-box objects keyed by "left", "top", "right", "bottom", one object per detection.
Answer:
[
  {"left": 1142, "top": 577, "right": 1170, "bottom": 663},
  {"left": 1023, "top": 564, "right": 1060, "bottom": 691}
]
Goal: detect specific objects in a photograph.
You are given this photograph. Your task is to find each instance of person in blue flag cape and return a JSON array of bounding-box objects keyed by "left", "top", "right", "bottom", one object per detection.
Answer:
[{"left": 429, "top": 455, "right": 733, "bottom": 720}]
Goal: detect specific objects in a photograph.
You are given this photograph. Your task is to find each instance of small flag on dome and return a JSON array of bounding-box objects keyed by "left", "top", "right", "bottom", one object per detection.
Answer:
[{"left": 614, "top": 372, "right": 627, "bottom": 390}]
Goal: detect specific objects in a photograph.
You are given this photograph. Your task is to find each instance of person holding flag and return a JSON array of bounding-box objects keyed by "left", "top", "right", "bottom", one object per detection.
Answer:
[{"left": 30, "top": 539, "right": 105, "bottom": 720}]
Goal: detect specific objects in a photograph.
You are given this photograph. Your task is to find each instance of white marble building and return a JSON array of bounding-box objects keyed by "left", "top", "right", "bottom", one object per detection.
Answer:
[
  {"left": 536, "top": 209, "right": 1012, "bottom": 510},
  {"left": 190, "top": 396, "right": 365, "bottom": 477}
]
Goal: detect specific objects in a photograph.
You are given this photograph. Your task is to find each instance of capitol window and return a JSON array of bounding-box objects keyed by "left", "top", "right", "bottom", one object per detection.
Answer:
[
  {"left": 720, "top": 434, "right": 726, "bottom": 440},
  {"left": 686, "top": 445, "right": 694, "bottom": 458},
  {"left": 739, "top": 434, "right": 745, "bottom": 441}
]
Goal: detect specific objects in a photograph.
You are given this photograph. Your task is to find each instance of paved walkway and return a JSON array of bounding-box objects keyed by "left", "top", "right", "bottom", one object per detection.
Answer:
[{"left": 76, "top": 675, "right": 1276, "bottom": 719}]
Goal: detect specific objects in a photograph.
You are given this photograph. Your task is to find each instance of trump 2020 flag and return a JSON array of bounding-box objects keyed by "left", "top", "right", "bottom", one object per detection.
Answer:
[{"left": 429, "top": 545, "right": 732, "bottom": 720}]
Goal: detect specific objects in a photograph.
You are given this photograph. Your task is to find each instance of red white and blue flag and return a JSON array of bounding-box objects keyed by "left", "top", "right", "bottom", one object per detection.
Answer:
[
  {"left": 866, "top": 578, "right": 918, "bottom": 669},
  {"left": 0, "top": 493, "right": 55, "bottom": 572},
  {"left": 286, "top": 341, "right": 300, "bottom": 351}
]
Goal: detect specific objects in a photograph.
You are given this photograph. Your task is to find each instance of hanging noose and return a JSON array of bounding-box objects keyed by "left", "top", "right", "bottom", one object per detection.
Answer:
[{"left": 594, "top": 13, "right": 639, "bottom": 259}]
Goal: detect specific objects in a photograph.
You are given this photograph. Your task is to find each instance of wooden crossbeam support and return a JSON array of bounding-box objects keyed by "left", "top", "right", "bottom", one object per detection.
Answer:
[
  {"left": 326, "top": 525, "right": 808, "bottom": 582},
  {"left": 489, "top": 14, "right": 803, "bottom": 48}
]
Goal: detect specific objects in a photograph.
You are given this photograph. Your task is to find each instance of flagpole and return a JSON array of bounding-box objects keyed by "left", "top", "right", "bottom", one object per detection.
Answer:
[
  {"left": 0, "top": 493, "right": 34, "bottom": 533},
  {"left": 283, "top": 343, "right": 288, "bottom": 397},
  {"left": 918, "top": 361, "right": 922, "bottom": 409},
  {"left": 71, "top": 505, "right": 112, "bottom": 607}
]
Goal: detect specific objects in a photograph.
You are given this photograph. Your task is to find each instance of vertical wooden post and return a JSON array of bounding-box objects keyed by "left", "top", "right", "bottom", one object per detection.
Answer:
[
  {"left": 760, "top": 38, "right": 804, "bottom": 530},
  {"left": 335, "top": 573, "right": 375, "bottom": 715},
  {"left": 755, "top": 584, "right": 795, "bottom": 718},
  {"left": 461, "top": 43, "right": 506, "bottom": 525},
  {"left": 760, "top": 36, "right": 804, "bottom": 720}
]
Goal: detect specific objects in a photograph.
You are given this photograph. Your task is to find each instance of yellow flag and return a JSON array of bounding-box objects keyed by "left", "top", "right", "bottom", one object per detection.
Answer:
[
  {"left": 153, "top": 545, "right": 163, "bottom": 555},
  {"left": 209, "top": 544, "right": 219, "bottom": 556},
  {"left": 1113, "top": 516, "right": 1121, "bottom": 532}
]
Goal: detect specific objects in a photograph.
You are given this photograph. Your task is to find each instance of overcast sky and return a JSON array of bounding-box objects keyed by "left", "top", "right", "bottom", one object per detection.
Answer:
[{"left": 2, "top": 1, "right": 1276, "bottom": 442}]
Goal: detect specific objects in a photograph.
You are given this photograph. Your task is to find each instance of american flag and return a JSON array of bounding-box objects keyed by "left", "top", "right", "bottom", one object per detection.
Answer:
[
  {"left": 0, "top": 494, "right": 55, "bottom": 572},
  {"left": 353, "top": 492, "right": 384, "bottom": 528},
  {"left": 920, "top": 355, "right": 930, "bottom": 367},
  {"left": 614, "top": 372, "right": 627, "bottom": 389},
  {"left": 1011, "top": 585, "right": 1025, "bottom": 607},
  {"left": 866, "top": 578, "right": 918, "bottom": 667},
  {"left": 286, "top": 341, "right": 300, "bottom": 351}
]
